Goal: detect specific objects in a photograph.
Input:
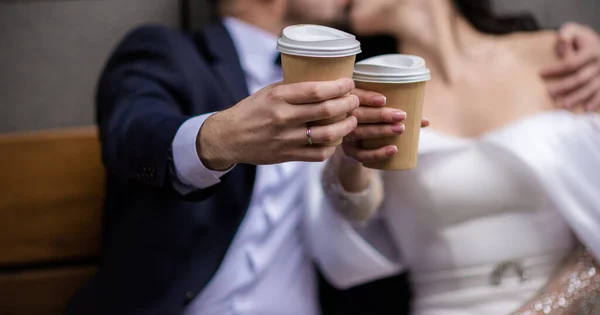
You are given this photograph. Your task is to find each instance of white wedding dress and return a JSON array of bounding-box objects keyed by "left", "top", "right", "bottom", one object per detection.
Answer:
[{"left": 304, "top": 110, "right": 600, "bottom": 315}]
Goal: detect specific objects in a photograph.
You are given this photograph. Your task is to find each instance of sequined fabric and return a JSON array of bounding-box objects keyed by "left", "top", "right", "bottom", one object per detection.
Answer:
[{"left": 514, "top": 250, "right": 600, "bottom": 315}]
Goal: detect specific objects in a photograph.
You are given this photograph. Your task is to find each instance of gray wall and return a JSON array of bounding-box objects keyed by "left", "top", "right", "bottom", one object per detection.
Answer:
[
  {"left": 0, "top": 0, "right": 179, "bottom": 132},
  {"left": 494, "top": 0, "right": 600, "bottom": 31}
]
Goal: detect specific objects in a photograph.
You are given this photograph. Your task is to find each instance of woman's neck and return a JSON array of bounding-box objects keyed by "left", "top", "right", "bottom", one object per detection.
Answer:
[{"left": 394, "top": 8, "right": 496, "bottom": 85}]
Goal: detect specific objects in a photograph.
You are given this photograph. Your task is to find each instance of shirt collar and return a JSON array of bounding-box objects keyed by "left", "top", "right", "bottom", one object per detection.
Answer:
[{"left": 223, "top": 17, "right": 280, "bottom": 86}]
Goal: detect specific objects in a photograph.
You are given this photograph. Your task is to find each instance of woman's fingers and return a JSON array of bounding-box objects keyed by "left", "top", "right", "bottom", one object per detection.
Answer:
[
  {"left": 343, "top": 142, "right": 398, "bottom": 164},
  {"left": 351, "top": 106, "right": 406, "bottom": 124},
  {"left": 346, "top": 123, "right": 405, "bottom": 141}
]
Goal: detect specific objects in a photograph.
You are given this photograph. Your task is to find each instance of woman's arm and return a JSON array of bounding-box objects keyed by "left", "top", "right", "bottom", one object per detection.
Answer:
[{"left": 322, "top": 149, "right": 384, "bottom": 222}]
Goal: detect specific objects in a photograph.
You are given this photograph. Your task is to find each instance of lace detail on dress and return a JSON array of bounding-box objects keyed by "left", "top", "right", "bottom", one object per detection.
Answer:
[{"left": 321, "top": 160, "right": 383, "bottom": 222}]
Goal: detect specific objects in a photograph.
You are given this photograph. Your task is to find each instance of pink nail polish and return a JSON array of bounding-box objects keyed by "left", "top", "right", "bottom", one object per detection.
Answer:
[
  {"left": 386, "top": 146, "right": 398, "bottom": 156},
  {"left": 392, "top": 124, "right": 405, "bottom": 133},
  {"left": 392, "top": 111, "right": 406, "bottom": 121},
  {"left": 373, "top": 95, "right": 387, "bottom": 105}
]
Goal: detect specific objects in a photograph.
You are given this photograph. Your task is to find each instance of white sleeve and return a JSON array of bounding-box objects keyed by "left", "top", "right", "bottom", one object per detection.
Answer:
[
  {"left": 303, "top": 163, "right": 404, "bottom": 289},
  {"left": 514, "top": 114, "right": 600, "bottom": 260},
  {"left": 171, "top": 114, "right": 235, "bottom": 194}
]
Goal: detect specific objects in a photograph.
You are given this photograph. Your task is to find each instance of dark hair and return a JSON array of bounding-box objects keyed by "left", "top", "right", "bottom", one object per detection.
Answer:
[
  {"left": 357, "top": 0, "right": 540, "bottom": 61},
  {"left": 454, "top": 0, "right": 539, "bottom": 34}
]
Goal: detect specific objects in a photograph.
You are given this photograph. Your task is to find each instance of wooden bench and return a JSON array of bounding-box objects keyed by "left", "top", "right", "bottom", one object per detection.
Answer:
[{"left": 0, "top": 127, "right": 104, "bottom": 315}]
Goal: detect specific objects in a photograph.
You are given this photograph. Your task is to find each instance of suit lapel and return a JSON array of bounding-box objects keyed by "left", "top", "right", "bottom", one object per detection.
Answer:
[
  {"left": 197, "top": 23, "right": 250, "bottom": 106},
  {"left": 193, "top": 22, "right": 256, "bottom": 218}
]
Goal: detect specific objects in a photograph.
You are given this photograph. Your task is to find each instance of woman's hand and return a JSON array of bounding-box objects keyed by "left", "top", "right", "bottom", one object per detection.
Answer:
[
  {"left": 322, "top": 89, "right": 429, "bottom": 221},
  {"left": 344, "top": 89, "right": 430, "bottom": 164},
  {"left": 541, "top": 22, "right": 600, "bottom": 111},
  {"left": 332, "top": 89, "right": 429, "bottom": 193}
]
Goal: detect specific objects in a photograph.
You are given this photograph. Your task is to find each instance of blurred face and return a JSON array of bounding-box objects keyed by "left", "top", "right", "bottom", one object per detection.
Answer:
[
  {"left": 286, "top": 0, "right": 349, "bottom": 25},
  {"left": 349, "top": 0, "right": 417, "bottom": 35}
]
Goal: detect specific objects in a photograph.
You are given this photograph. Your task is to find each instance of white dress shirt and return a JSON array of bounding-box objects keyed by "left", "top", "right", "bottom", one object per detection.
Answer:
[{"left": 172, "top": 17, "right": 319, "bottom": 315}]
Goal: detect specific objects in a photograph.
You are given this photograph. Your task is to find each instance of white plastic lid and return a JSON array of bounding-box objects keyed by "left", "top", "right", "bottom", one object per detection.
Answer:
[
  {"left": 353, "top": 54, "right": 431, "bottom": 83},
  {"left": 277, "top": 24, "right": 361, "bottom": 58}
]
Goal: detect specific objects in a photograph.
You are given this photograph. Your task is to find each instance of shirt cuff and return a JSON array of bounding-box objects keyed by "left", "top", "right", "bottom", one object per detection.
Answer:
[{"left": 171, "top": 113, "right": 235, "bottom": 192}]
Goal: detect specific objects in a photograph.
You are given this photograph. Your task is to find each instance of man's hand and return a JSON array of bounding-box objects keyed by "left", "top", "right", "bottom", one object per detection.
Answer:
[
  {"left": 541, "top": 22, "right": 600, "bottom": 111},
  {"left": 198, "top": 78, "right": 359, "bottom": 170},
  {"left": 342, "top": 89, "right": 429, "bottom": 164}
]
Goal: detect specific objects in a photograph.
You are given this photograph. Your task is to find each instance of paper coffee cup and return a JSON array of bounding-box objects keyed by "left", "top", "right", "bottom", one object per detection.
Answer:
[
  {"left": 277, "top": 25, "right": 361, "bottom": 146},
  {"left": 353, "top": 54, "right": 431, "bottom": 170}
]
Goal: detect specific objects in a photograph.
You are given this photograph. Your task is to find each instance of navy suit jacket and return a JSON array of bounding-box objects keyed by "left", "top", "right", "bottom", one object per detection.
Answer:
[{"left": 66, "top": 22, "right": 411, "bottom": 315}]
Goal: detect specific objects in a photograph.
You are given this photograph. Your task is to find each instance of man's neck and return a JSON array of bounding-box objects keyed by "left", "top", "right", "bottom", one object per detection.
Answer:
[{"left": 224, "top": 2, "right": 286, "bottom": 36}]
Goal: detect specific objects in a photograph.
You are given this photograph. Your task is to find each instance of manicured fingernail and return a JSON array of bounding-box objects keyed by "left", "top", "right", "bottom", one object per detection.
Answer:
[
  {"left": 392, "top": 111, "right": 406, "bottom": 121},
  {"left": 352, "top": 95, "right": 360, "bottom": 106},
  {"left": 386, "top": 146, "right": 398, "bottom": 156},
  {"left": 373, "top": 95, "right": 386, "bottom": 105},
  {"left": 392, "top": 124, "right": 405, "bottom": 133}
]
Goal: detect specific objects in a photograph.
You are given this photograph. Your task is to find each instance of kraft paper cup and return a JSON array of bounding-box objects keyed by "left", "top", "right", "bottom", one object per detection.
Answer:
[
  {"left": 353, "top": 54, "right": 431, "bottom": 170},
  {"left": 277, "top": 25, "right": 361, "bottom": 146}
]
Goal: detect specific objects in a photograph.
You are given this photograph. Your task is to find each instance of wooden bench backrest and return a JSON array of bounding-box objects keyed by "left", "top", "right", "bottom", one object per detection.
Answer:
[{"left": 0, "top": 127, "right": 104, "bottom": 315}]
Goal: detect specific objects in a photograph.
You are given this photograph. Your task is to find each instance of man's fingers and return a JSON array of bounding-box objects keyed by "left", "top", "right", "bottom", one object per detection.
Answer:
[
  {"left": 347, "top": 124, "right": 404, "bottom": 141},
  {"left": 548, "top": 62, "right": 600, "bottom": 97},
  {"left": 564, "top": 77, "right": 600, "bottom": 108},
  {"left": 304, "top": 116, "right": 358, "bottom": 145},
  {"left": 293, "top": 95, "right": 359, "bottom": 123},
  {"left": 342, "top": 142, "right": 397, "bottom": 164},
  {"left": 351, "top": 88, "right": 387, "bottom": 107},
  {"left": 541, "top": 50, "right": 597, "bottom": 77},
  {"left": 288, "top": 146, "right": 338, "bottom": 162},
  {"left": 276, "top": 78, "right": 355, "bottom": 104},
  {"left": 351, "top": 106, "right": 406, "bottom": 124}
]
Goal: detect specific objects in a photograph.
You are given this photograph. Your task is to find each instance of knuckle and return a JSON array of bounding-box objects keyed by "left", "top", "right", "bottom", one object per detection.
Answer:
[
  {"left": 266, "top": 88, "right": 283, "bottom": 102},
  {"left": 271, "top": 108, "right": 288, "bottom": 124},
  {"left": 320, "top": 126, "right": 336, "bottom": 142},
  {"left": 319, "top": 101, "right": 336, "bottom": 117},
  {"left": 306, "top": 83, "right": 321, "bottom": 99},
  {"left": 337, "top": 80, "right": 348, "bottom": 95},
  {"left": 348, "top": 95, "right": 360, "bottom": 110}
]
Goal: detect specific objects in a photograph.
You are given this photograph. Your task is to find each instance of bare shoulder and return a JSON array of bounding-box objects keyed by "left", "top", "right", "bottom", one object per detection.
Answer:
[{"left": 502, "top": 31, "right": 560, "bottom": 71}]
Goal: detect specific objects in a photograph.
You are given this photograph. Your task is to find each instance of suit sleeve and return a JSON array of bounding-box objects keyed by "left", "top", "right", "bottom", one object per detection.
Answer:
[{"left": 96, "top": 25, "right": 224, "bottom": 199}]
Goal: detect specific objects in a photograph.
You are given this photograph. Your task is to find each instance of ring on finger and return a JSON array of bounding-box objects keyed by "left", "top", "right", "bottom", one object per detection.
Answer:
[{"left": 306, "top": 125, "right": 313, "bottom": 146}]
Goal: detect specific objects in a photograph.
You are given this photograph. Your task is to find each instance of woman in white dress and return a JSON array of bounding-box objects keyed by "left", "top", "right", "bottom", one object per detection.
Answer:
[{"left": 305, "top": 0, "right": 600, "bottom": 314}]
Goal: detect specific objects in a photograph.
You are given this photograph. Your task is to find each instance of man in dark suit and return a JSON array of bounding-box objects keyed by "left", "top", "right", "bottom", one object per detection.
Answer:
[{"left": 65, "top": 0, "right": 413, "bottom": 314}]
